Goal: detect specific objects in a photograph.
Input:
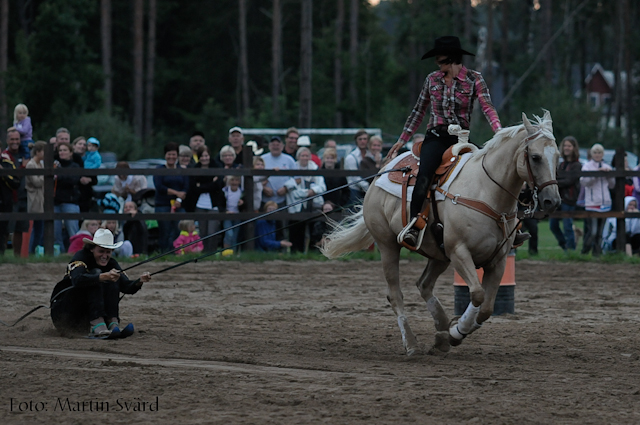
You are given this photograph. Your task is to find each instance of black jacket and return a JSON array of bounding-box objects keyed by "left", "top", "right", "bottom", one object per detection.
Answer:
[
  {"left": 321, "top": 163, "right": 350, "bottom": 207},
  {"left": 54, "top": 158, "right": 81, "bottom": 205},
  {"left": 183, "top": 163, "right": 226, "bottom": 212},
  {"left": 557, "top": 160, "right": 582, "bottom": 206}
]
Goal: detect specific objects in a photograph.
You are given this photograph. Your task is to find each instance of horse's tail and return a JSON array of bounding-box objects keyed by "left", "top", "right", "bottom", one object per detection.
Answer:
[{"left": 320, "top": 206, "right": 374, "bottom": 259}]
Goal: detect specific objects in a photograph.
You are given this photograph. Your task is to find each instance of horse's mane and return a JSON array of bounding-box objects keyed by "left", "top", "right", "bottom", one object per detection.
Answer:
[{"left": 472, "top": 112, "right": 554, "bottom": 158}]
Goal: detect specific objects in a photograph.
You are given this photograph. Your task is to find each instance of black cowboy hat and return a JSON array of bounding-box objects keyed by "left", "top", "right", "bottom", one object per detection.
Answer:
[{"left": 421, "top": 36, "right": 475, "bottom": 60}]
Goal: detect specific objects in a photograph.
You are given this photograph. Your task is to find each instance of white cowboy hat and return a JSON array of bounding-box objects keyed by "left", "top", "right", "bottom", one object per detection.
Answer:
[{"left": 83, "top": 228, "right": 123, "bottom": 249}]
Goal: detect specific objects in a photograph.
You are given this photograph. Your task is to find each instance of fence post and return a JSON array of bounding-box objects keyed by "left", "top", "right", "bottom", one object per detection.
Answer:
[
  {"left": 242, "top": 145, "right": 255, "bottom": 251},
  {"left": 614, "top": 147, "right": 626, "bottom": 252},
  {"left": 43, "top": 142, "right": 55, "bottom": 255}
]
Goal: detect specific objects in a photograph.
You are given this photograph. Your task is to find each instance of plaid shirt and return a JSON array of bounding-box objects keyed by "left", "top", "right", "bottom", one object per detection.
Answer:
[{"left": 400, "top": 66, "right": 501, "bottom": 142}]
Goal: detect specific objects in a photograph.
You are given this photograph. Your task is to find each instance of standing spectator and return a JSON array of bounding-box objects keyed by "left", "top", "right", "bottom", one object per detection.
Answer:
[
  {"left": 611, "top": 151, "right": 633, "bottom": 202},
  {"left": 173, "top": 220, "right": 204, "bottom": 254},
  {"left": 633, "top": 163, "right": 640, "bottom": 208},
  {"left": 3, "top": 128, "right": 29, "bottom": 257},
  {"left": 252, "top": 156, "right": 266, "bottom": 212},
  {"left": 189, "top": 131, "right": 205, "bottom": 164},
  {"left": 26, "top": 141, "right": 46, "bottom": 253},
  {"left": 297, "top": 135, "right": 321, "bottom": 167},
  {"left": 111, "top": 161, "right": 148, "bottom": 202},
  {"left": 550, "top": 136, "right": 582, "bottom": 251},
  {"left": 72, "top": 136, "right": 87, "bottom": 158},
  {"left": 344, "top": 130, "right": 370, "bottom": 206},
  {"left": 580, "top": 143, "right": 615, "bottom": 256},
  {"left": 122, "top": 201, "right": 148, "bottom": 255},
  {"left": 68, "top": 220, "right": 101, "bottom": 254},
  {"left": 183, "top": 146, "right": 225, "bottom": 253},
  {"left": 321, "top": 148, "right": 350, "bottom": 207},
  {"left": 154, "top": 142, "right": 189, "bottom": 253},
  {"left": 14, "top": 104, "right": 33, "bottom": 159},
  {"left": 222, "top": 175, "right": 244, "bottom": 250},
  {"left": 84, "top": 137, "right": 102, "bottom": 169},
  {"left": 218, "top": 145, "right": 240, "bottom": 170},
  {"left": 215, "top": 126, "right": 245, "bottom": 167},
  {"left": 178, "top": 145, "right": 194, "bottom": 168},
  {"left": 360, "top": 135, "right": 384, "bottom": 180},
  {"left": 261, "top": 136, "right": 296, "bottom": 207},
  {"left": 53, "top": 142, "right": 82, "bottom": 251},
  {"left": 254, "top": 201, "right": 292, "bottom": 252},
  {"left": 284, "top": 147, "right": 326, "bottom": 252},
  {"left": 71, "top": 136, "right": 97, "bottom": 213},
  {"left": 324, "top": 139, "right": 337, "bottom": 149},
  {"left": 0, "top": 139, "right": 20, "bottom": 255},
  {"left": 52, "top": 127, "right": 70, "bottom": 150},
  {"left": 283, "top": 127, "right": 300, "bottom": 158}
]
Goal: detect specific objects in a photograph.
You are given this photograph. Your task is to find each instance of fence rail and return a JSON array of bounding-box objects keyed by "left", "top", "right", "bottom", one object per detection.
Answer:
[{"left": 1, "top": 144, "right": 639, "bottom": 255}]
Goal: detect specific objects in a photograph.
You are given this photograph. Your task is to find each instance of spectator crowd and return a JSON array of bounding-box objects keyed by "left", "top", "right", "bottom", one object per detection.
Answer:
[{"left": 0, "top": 111, "right": 402, "bottom": 257}]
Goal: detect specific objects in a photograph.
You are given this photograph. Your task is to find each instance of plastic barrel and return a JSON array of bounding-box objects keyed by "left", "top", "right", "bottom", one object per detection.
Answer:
[{"left": 453, "top": 253, "right": 515, "bottom": 316}]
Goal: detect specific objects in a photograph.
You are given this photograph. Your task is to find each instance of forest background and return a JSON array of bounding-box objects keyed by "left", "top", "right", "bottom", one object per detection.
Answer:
[{"left": 0, "top": 0, "right": 637, "bottom": 160}]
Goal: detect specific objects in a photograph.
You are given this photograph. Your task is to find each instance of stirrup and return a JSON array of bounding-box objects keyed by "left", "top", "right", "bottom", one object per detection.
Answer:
[{"left": 397, "top": 217, "right": 426, "bottom": 248}]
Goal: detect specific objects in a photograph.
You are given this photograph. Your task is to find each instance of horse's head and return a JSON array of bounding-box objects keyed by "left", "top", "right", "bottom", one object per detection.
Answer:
[{"left": 517, "top": 111, "right": 561, "bottom": 213}]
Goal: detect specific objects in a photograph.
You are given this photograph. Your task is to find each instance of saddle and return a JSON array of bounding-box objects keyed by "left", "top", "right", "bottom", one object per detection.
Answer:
[{"left": 391, "top": 141, "right": 477, "bottom": 253}]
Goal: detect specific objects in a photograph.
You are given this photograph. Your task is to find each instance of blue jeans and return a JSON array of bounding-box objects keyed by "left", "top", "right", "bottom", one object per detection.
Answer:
[
  {"left": 549, "top": 203, "right": 576, "bottom": 250},
  {"left": 156, "top": 205, "right": 183, "bottom": 253},
  {"left": 29, "top": 220, "right": 44, "bottom": 253},
  {"left": 54, "top": 203, "right": 80, "bottom": 251},
  {"left": 223, "top": 219, "right": 240, "bottom": 248}
]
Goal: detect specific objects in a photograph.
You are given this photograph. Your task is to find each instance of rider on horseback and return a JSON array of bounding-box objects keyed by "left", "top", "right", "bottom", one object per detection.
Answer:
[{"left": 390, "top": 36, "right": 529, "bottom": 249}]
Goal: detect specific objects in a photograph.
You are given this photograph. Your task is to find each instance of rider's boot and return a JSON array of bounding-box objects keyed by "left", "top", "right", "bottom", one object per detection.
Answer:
[
  {"left": 513, "top": 230, "right": 531, "bottom": 247},
  {"left": 398, "top": 215, "right": 427, "bottom": 249}
]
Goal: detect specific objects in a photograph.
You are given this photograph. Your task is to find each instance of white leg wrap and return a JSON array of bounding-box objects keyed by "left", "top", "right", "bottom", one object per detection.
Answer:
[
  {"left": 397, "top": 316, "right": 408, "bottom": 345},
  {"left": 450, "top": 303, "right": 480, "bottom": 340}
]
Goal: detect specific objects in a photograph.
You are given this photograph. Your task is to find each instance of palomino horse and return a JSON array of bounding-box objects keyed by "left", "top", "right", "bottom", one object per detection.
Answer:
[{"left": 322, "top": 111, "right": 561, "bottom": 355}]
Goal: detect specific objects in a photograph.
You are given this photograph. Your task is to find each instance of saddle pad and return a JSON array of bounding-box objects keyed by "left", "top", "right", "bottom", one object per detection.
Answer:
[
  {"left": 375, "top": 151, "right": 415, "bottom": 201},
  {"left": 375, "top": 151, "right": 474, "bottom": 202}
]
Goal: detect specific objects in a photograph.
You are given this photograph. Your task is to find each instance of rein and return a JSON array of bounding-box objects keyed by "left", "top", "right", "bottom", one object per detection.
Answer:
[{"left": 481, "top": 131, "right": 558, "bottom": 218}]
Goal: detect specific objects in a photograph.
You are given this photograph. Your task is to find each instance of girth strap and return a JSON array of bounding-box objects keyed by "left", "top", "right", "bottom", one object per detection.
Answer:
[{"left": 435, "top": 187, "right": 517, "bottom": 223}]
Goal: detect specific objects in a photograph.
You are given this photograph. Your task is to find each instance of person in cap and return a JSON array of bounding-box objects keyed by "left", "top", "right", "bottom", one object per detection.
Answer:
[
  {"left": 389, "top": 36, "right": 509, "bottom": 248},
  {"left": 225, "top": 126, "right": 246, "bottom": 167},
  {"left": 50, "top": 228, "right": 151, "bottom": 337},
  {"left": 84, "top": 137, "right": 102, "bottom": 169}
]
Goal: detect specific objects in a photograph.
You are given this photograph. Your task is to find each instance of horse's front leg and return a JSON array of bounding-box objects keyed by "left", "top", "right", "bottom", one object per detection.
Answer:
[
  {"left": 476, "top": 257, "right": 508, "bottom": 324},
  {"left": 379, "top": 242, "right": 420, "bottom": 356},
  {"left": 415, "top": 259, "right": 451, "bottom": 353},
  {"left": 448, "top": 246, "right": 485, "bottom": 346}
]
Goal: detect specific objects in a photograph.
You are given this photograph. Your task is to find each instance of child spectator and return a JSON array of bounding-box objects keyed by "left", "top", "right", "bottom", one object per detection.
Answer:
[
  {"left": 122, "top": 201, "right": 148, "bottom": 255},
  {"left": 68, "top": 220, "right": 101, "bottom": 254},
  {"left": 14, "top": 104, "right": 33, "bottom": 159},
  {"left": 602, "top": 196, "right": 640, "bottom": 254},
  {"left": 84, "top": 137, "right": 102, "bottom": 169},
  {"left": 222, "top": 175, "right": 244, "bottom": 250},
  {"left": 102, "top": 219, "right": 134, "bottom": 258},
  {"left": 173, "top": 220, "right": 204, "bottom": 254},
  {"left": 255, "top": 201, "right": 292, "bottom": 251},
  {"left": 26, "top": 141, "right": 46, "bottom": 253},
  {"left": 252, "top": 156, "right": 267, "bottom": 212}
]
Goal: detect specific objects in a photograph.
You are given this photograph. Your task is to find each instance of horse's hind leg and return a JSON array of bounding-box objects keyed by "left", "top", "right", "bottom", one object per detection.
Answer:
[
  {"left": 379, "top": 242, "right": 420, "bottom": 356},
  {"left": 416, "top": 259, "right": 451, "bottom": 353}
]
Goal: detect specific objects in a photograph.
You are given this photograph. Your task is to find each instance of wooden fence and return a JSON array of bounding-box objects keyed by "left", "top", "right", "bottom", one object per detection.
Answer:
[{"left": 1, "top": 144, "right": 639, "bottom": 255}]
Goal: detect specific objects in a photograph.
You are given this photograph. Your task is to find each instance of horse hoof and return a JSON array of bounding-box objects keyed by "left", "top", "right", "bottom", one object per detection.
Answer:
[
  {"left": 449, "top": 335, "right": 463, "bottom": 347},
  {"left": 406, "top": 346, "right": 420, "bottom": 356},
  {"left": 434, "top": 331, "right": 451, "bottom": 352}
]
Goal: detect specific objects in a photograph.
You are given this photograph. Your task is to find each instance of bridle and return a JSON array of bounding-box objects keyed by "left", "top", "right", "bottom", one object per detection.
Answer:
[{"left": 482, "top": 130, "right": 558, "bottom": 217}]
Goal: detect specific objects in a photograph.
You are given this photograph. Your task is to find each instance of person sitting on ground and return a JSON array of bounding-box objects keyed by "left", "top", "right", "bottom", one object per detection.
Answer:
[
  {"left": 50, "top": 228, "right": 151, "bottom": 337},
  {"left": 122, "top": 201, "right": 148, "bottom": 256},
  {"left": 173, "top": 219, "right": 204, "bottom": 255},
  {"left": 67, "top": 220, "right": 101, "bottom": 254},
  {"left": 101, "top": 219, "right": 134, "bottom": 258},
  {"left": 112, "top": 161, "right": 148, "bottom": 202},
  {"left": 255, "top": 201, "right": 293, "bottom": 252}
]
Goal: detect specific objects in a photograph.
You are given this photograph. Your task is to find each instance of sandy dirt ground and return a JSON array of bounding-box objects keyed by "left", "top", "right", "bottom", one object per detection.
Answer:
[{"left": 1, "top": 259, "right": 640, "bottom": 424}]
